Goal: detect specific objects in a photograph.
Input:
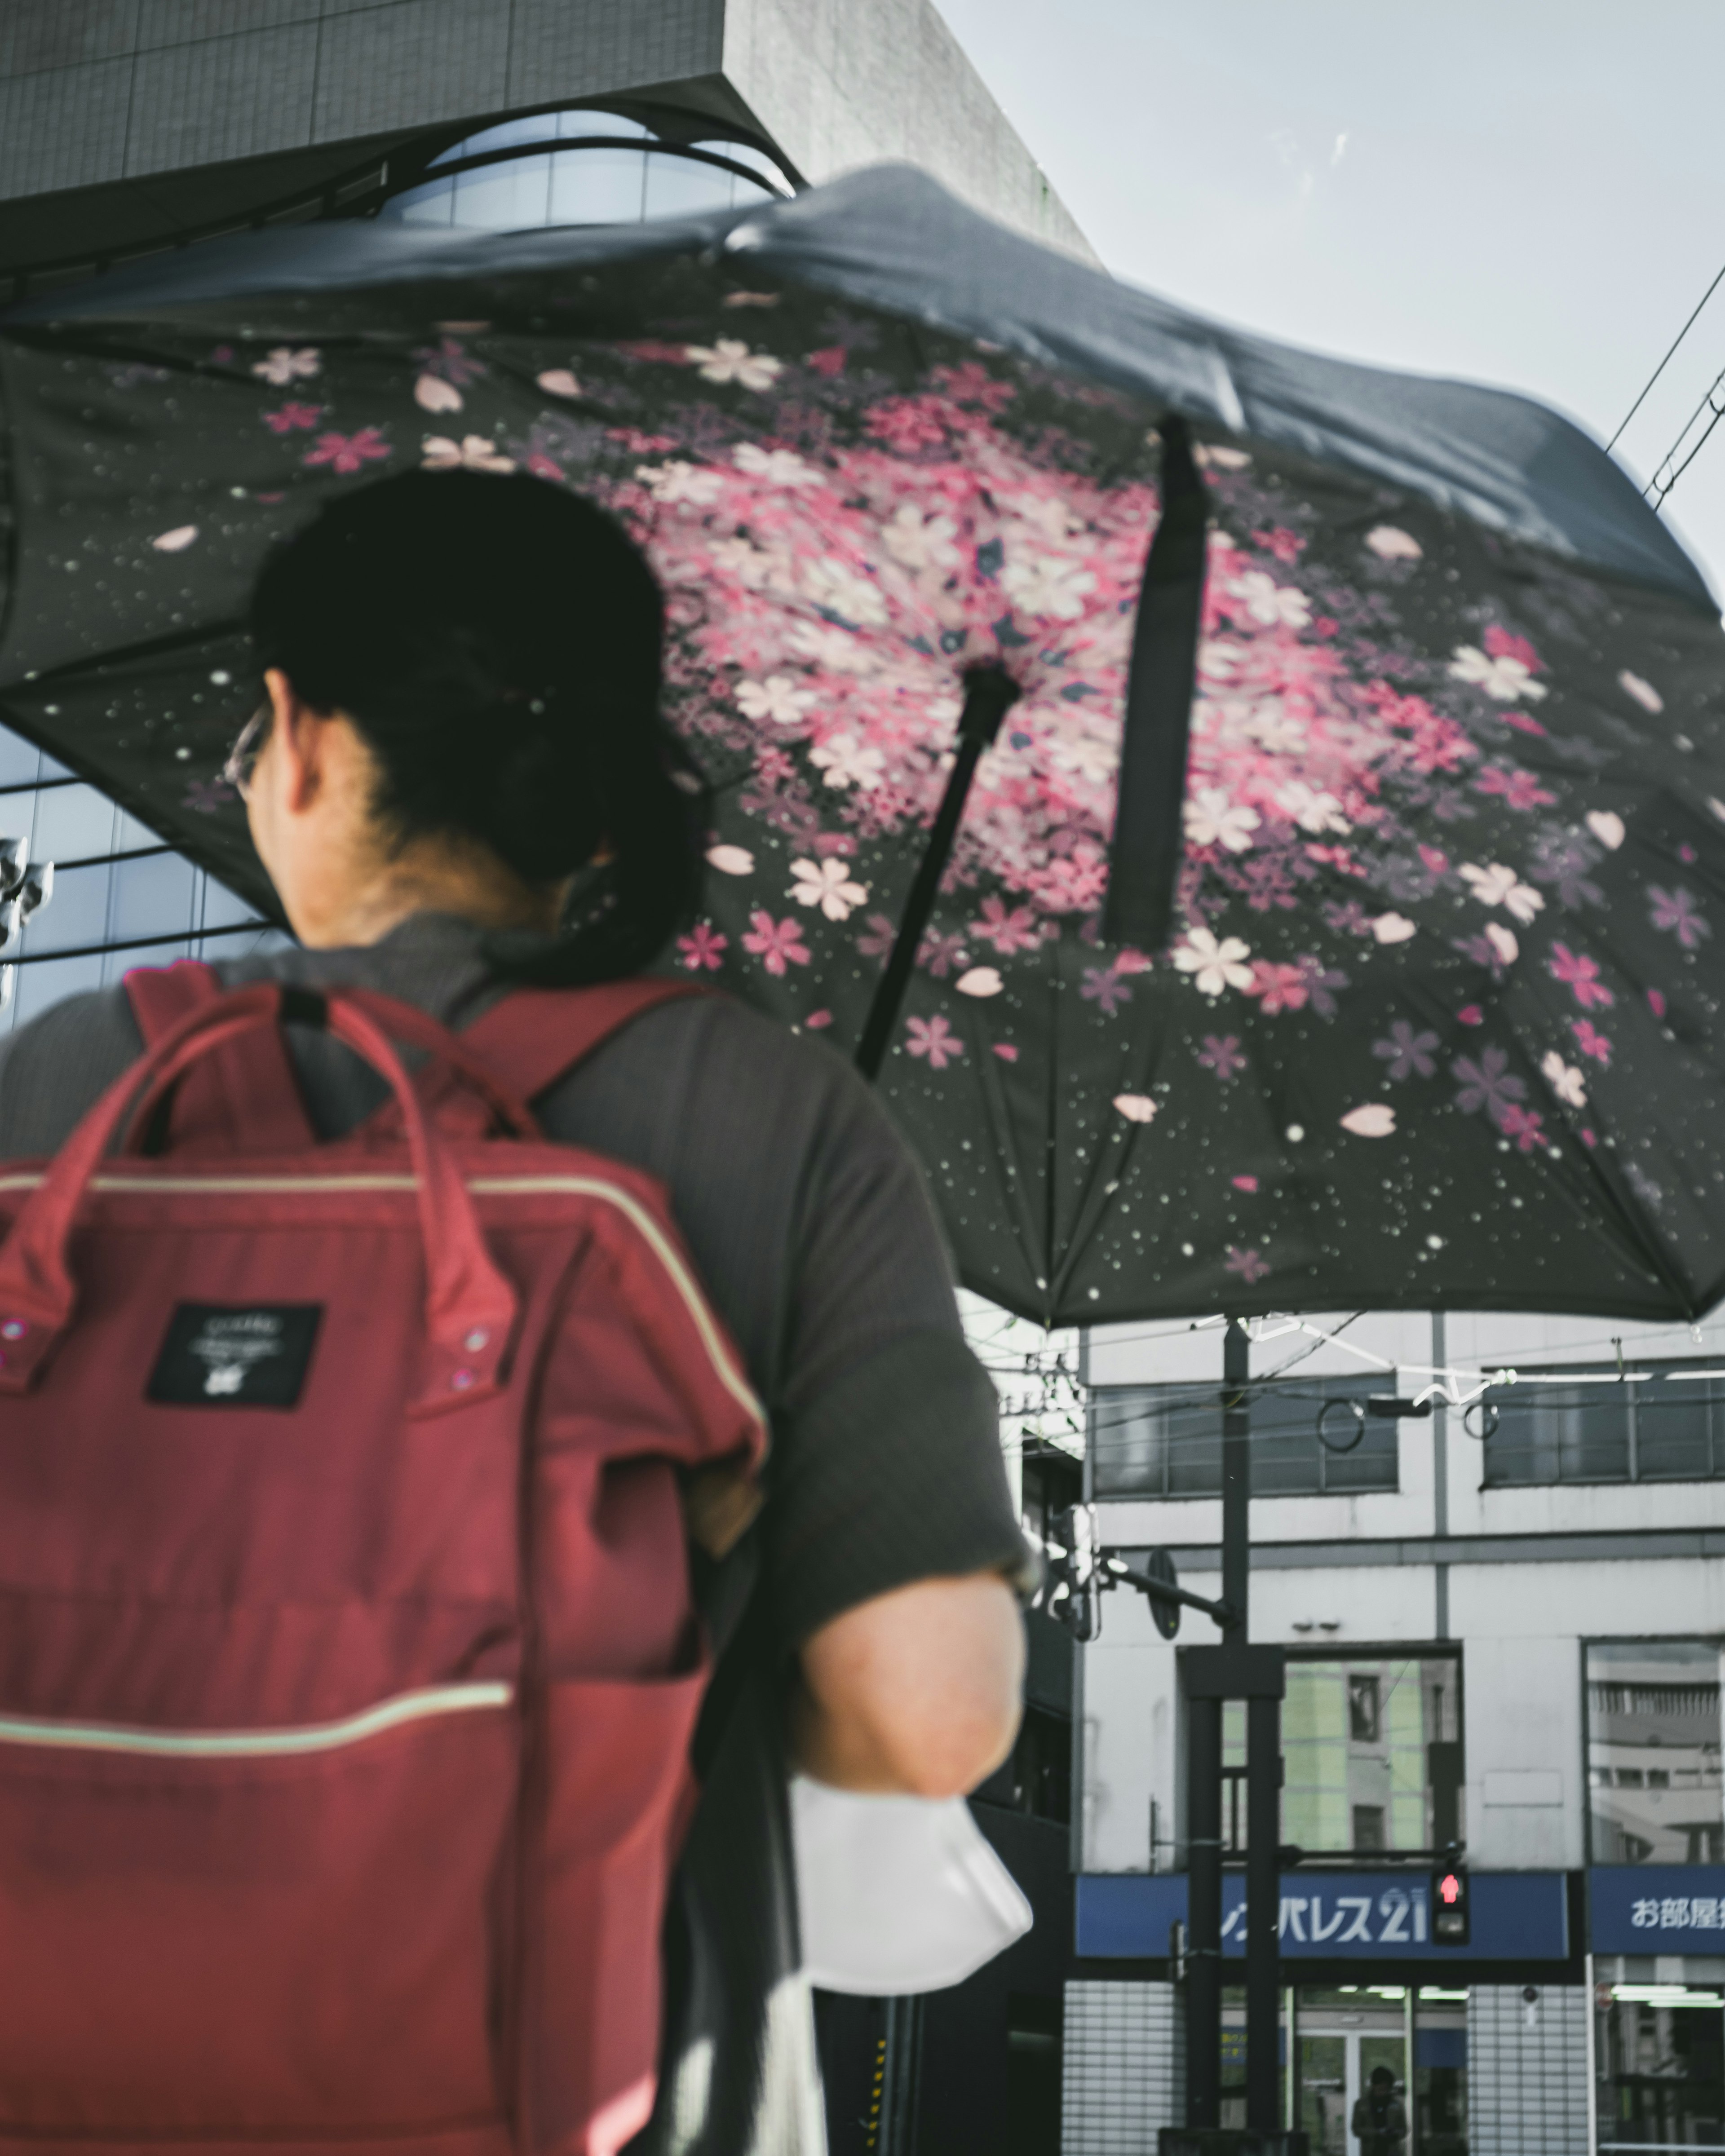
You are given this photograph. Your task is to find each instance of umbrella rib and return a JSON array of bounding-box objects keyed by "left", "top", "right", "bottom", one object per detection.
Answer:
[{"left": 853, "top": 664, "right": 1020, "bottom": 1082}]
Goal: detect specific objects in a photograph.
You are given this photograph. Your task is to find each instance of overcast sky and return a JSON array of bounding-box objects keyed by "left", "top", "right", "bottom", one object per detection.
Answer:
[{"left": 936, "top": 0, "right": 1725, "bottom": 598}]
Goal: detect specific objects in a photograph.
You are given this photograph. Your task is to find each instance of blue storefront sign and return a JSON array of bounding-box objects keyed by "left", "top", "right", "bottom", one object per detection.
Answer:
[
  {"left": 1077, "top": 1871, "right": 1568, "bottom": 1961},
  {"left": 1590, "top": 1865, "right": 1725, "bottom": 1953}
]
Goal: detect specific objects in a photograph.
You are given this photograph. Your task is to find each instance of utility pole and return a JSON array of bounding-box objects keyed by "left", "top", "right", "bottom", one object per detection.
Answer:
[{"left": 1168, "top": 1319, "right": 1293, "bottom": 2152}]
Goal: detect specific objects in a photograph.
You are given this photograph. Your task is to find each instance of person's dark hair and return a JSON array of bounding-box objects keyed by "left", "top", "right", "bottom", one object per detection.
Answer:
[
  {"left": 249, "top": 467, "right": 706, "bottom": 984},
  {"left": 1369, "top": 2067, "right": 1395, "bottom": 2088}
]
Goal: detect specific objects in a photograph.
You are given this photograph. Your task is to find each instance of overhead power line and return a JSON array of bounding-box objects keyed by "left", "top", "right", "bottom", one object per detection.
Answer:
[
  {"left": 1609, "top": 252, "right": 1725, "bottom": 453},
  {"left": 1645, "top": 358, "right": 1725, "bottom": 511}
]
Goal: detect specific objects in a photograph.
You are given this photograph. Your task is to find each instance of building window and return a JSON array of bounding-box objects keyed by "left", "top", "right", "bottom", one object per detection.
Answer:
[
  {"left": 0, "top": 723, "right": 282, "bottom": 1032},
  {"left": 1597, "top": 1985, "right": 1725, "bottom": 2152},
  {"left": 1219, "top": 1653, "right": 1462, "bottom": 1857},
  {"left": 1483, "top": 1362, "right": 1725, "bottom": 1485},
  {"left": 374, "top": 105, "right": 796, "bottom": 235},
  {"left": 1089, "top": 1374, "right": 1399, "bottom": 1499},
  {"left": 1588, "top": 1641, "right": 1724, "bottom": 1865}
]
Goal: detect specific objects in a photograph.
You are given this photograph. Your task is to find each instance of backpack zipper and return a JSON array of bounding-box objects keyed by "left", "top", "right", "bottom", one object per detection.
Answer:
[{"left": 0, "top": 1680, "right": 513, "bottom": 1758}]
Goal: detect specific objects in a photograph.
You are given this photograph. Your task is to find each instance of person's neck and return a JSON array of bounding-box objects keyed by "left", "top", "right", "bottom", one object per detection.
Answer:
[{"left": 290, "top": 844, "right": 563, "bottom": 950}]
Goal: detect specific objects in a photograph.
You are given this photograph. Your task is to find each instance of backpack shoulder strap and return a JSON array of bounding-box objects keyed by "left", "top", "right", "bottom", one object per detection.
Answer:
[
  {"left": 123, "top": 959, "right": 316, "bottom": 1153},
  {"left": 454, "top": 977, "right": 711, "bottom": 1103}
]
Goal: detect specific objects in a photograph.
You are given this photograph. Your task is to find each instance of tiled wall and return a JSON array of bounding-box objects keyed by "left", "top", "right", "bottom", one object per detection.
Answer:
[
  {"left": 1061, "top": 1980, "right": 1184, "bottom": 2156},
  {"left": 0, "top": 721, "right": 282, "bottom": 1034},
  {"left": 1468, "top": 1983, "right": 1588, "bottom": 2156}
]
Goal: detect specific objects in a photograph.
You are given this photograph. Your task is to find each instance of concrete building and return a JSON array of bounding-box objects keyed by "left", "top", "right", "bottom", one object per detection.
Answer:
[
  {"left": 0, "top": 0, "right": 1091, "bottom": 1029},
  {"left": 1069, "top": 1305, "right": 1725, "bottom": 2154}
]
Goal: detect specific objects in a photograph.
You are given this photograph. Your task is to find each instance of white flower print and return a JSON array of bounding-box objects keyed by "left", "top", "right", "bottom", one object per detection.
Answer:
[
  {"left": 1541, "top": 1051, "right": 1587, "bottom": 1107},
  {"left": 1000, "top": 553, "right": 1099, "bottom": 621},
  {"left": 805, "top": 557, "right": 889, "bottom": 626},
  {"left": 151, "top": 526, "right": 198, "bottom": 553},
  {"left": 737, "top": 674, "right": 816, "bottom": 725},
  {"left": 1366, "top": 526, "right": 1423, "bottom": 561},
  {"left": 1197, "top": 638, "right": 1246, "bottom": 684},
  {"left": 1370, "top": 913, "right": 1418, "bottom": 944},
  {"left": 956, "top": 967, "right": 1004, "bottom": 997},
  {"left": 1449, "top": 645, "right": 1548, "bottom": 702},
  {"left": 1485, "top": 923, "right": 1519, "bottom": 966},
  {"left": 733, "top": 442, "right": 821, "bottom": 488},
  {"left": 1277, "top": 780, "right": 1349, "bottom": 834},
  {"left": 414, "top": 375, "right": 463, "bottom": 413},
  {"left": 1007, "top": 495, "right": 1084, "bottom": 544},
  {"left": 880, "top": 504, "right": 962, "bottom": 570},
  {"left": 1586, "top": 810, "right": 1625, "bottom": 851},
  {"left": 808, "top": 732, "right": 886, "bottom": 791},
  {"left": 1113, "top": 1093, "right": 1159, "bottom": 1123},
  {"left": 706, "top": 844, "right": 755, "bottom": 875},
  {"left": 1230, "top": 570, "right": 1312, "bottom": 629},
  {"left": 536, "top": 368, "right": 580, "bottom": 398},
  {"left": 1460, "top": 861, "right": 1544, "bottom": 924},
  {"left": 421, "top": 434, "right": 516, "bottom": 473},
  {"left": 1619, "top": 669, "right": 1663, "bottom": 713},
  {"left": 251, "top": 347, "right": 320, "bottom": 386},
  {"left": 1243, "top": 700, "right": 1308, "bottom": 753},
  {"left": 637, "top": 460, "right": 725, "bottom": 506},
  {"left": 684, "top": 340, "right": 784, "bottom": 391},
  {"left": 1184, "top": 787, "right": 1261, "bottom": 853},
  {"left": 708, "top": 535, "right": 773, "bottom": 588},
  {"left": 1172, "top": 928, "right": 1254, "bottom": 997},
  {"left": 790, "top": 621, "right": 877, "bottom": 675},
  {"left": 1340, "top": 1103, "right": 1397, "bottom": 1137},
  {"left": 1194, "top": 443, "right": 1251, "bottom": 470},
  {"left": 1048, "top": 730, "right": 1119, "bottom": 784},
  {"left": 789, "top": 857, "right": 869, "bottom": 920}
]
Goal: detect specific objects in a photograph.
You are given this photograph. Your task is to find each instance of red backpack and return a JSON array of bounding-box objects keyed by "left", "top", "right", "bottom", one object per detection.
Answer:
[{"left": 0, "top": 965, "right": 765, "bottom": 2155}]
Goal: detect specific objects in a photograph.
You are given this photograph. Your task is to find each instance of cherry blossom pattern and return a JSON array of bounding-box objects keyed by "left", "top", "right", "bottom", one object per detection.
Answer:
[
  {"left": 304, "top": 428, "right": 390, "bottom": 474},
  {"left": 1225, "top": 1247, "right": 1270, "bottom": 1284},
  {"left": 252, "top": 347, "right": 321, "bottom": 386},
  {"left": 1549, "top": 943, "right": 1614, "bottom": 1009},
  {"left": 1571, "top": 1020, "right": 1613, "bottom": 1064},
  {"left": 1197, "top": 1034, "right": 1247, "bottom": 1079},
  {"left": 263, "top": 402, "right": 323, "bottom": 434},
  {"left": 741, "top": 911, "right": 811, "bottom": 976},
  {"left": 789, "top": 857, "right": 869, "bottom": 920},
  {"left": 1173, "top": 928, "right": 1254, "bottom": 997},
  {"left": 1373, "top": 1022, "right": 1439, "bottom": 1081},
  {"left": 677, "top": 922, "right": 728, "bottom": 971},
  {"left": 906, "top": 1015, "right": 964, "bottom": 1069},
  {"left": 1649, "top": 886, "right": 1712, "bottom": 949},
  {"left": 1452, "top": 1047, "right": 1528, "bottom": 1127}
]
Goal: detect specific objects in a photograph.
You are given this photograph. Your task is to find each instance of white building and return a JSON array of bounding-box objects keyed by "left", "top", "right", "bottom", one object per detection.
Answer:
[{"left": 1066, "top": 1305, "right": 1725, "bottom": 2155}]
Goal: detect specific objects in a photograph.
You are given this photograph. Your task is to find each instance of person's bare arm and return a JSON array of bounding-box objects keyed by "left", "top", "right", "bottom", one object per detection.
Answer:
[{"left": 790, "top": 1571, "right": 1025, "bottom": 1797}]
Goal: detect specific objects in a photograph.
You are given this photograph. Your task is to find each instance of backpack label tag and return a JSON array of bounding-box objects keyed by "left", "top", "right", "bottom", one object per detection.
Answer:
[{"left": 147, "top": 1304, "right": 323, "bottom": 1409}]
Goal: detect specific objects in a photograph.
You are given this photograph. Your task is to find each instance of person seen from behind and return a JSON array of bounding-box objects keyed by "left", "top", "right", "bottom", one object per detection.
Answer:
[{"left": 0, "top": 469, "right": 1031, "bottom": 2153}]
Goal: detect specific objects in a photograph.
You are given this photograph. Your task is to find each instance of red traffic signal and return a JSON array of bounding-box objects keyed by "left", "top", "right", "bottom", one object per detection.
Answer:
[{"left": 1431, "top": 1864, "right": 1470, "bottom": 1945}]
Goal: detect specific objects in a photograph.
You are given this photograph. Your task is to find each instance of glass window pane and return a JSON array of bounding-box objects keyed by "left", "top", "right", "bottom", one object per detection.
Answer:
[
  {"left": 642, "top": 150, "right": 738, "bottom": 220},
  {"left": 557, "top": 108, "right": 651, "bottom": 141},
  {"left": 451, "top": 154, "right": 551, "bottom": 230},
  {"left": 108, "top": 852, "right": 196, "bottom": 944},
  {"left": 0, "top": 729, "right": 41, "bottom": 789},
  {"left": 115, "top": 811, "right": 163, "bottom": 850},
  {"left": 18, "top": 862, "right": 110, "bottom": 955},
  {"left": 31, "top": 786, "right": 115, "bottom": 863},
  {"left": 378, "top": 178, "right": 455, "bottom": 228},
  {"left": 1588, "top": 1641, "right": 1724, "bottom": 1864},
  {"left": 1486, "top": 1383, "right": 1632, "bottom": 1484},
  {"left": 1637, "top": 1380, "right": 1719, "bottom": 1479},
  {"left": 689, "top": 138, "right": 787, "bottom": 187},
  {"left": 548, "top": 146, "right": 646, "bottom": 225},
  {"left": 431, "top": 115, "right": 562, "bottom": 167},
  {"left": 198, "top": 876, "right": 266, "bottom": 932},
  {"left": 12, "top": 951, "right": 104, "bottom": 1027}
]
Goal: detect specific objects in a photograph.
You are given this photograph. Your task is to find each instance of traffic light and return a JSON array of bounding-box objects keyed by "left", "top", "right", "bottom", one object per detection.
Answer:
[{"left": 1431, "top": 1857, "right": 1470, "bottom": 1945}]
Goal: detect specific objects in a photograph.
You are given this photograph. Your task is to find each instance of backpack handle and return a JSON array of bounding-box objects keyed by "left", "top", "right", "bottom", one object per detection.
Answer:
[{"left": 0, "top": 983, "right": 519, "bottom": 1415}]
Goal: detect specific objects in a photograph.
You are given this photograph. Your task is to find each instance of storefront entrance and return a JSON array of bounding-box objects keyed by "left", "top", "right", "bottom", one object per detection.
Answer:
[{"left": 1220, "top": 1986, "right": 1467, "bottom": 2153}]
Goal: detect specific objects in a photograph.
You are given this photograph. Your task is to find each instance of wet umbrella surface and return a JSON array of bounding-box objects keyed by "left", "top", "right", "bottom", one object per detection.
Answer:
[{"left": 3, "top": 169, "right": 1725, "bottom": 1324}]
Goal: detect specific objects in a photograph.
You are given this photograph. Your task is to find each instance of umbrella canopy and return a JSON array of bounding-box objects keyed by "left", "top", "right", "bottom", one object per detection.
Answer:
[{"left": 3, "top": 168, "right": 1723, "bottom": 1326}]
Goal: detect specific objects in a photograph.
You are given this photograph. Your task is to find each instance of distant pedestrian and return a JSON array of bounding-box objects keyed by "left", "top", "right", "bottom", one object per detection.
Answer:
[{"left": 1352, "top": 2064, "right": 1409, "bottom": 2156}]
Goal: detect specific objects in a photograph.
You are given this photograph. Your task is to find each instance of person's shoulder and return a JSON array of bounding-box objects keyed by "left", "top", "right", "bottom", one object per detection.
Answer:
[
  {"left": 0, "top": 984, "right": 144, "bottom": 1154},
  {"left": 621, "top": 990, "right": 880, "bottom": 1114}
]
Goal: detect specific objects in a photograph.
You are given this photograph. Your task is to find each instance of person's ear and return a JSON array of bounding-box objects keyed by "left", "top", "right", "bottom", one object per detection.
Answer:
[{"left": 262, "top": 667, "right": 325, "bottom": 816}]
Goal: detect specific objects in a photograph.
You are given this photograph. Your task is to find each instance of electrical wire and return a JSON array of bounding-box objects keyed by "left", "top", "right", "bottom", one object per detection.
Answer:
[
  {"left": 1609, "top": 253, "right": 1725, "bottom": 454},
  {"left": 1647, "top": 367, "right": 1725, "bottom": 510}
]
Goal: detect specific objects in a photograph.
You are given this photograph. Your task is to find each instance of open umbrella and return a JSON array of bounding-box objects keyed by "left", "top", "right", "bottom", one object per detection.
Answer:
[{"left": 3, "top": 168, "right": 1723, "bottom": 1334}]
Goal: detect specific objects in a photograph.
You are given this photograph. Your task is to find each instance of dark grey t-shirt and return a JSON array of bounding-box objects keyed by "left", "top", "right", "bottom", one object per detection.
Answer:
[{"left": 0, "top": 913, "right": 1027, "bottom": 2156}]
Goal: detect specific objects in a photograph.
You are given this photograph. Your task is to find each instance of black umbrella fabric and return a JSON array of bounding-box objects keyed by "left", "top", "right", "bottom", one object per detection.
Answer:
[{"left": 3, "top": 168, "right": 1724, "bottom": 1326}]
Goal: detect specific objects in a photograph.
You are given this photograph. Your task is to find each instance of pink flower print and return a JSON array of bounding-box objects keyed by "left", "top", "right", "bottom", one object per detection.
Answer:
[
  {"left": 916, "top": 930, "right": 968, "bottom": 978},
  {"left": 1482, "top": 625, "right": 1543, "bottom": 674},
  {"left": 1322, "top": 898, "right": 1376, "bottom": 937},
  {"left": 992, "top": 1043, "right": 1021, "bottom": 1063},
  {"left": 1225, "top": 1246, "right": 1270, "bottom": 1285},
  {"left": 857, "top": 913, "right": 898, "bottom": 965},
  {"left": 1457, "top": 1005, "right": 1484, "bottom": 1026},
  {"left": 411, "top": 336, "right": 486, "bottom": 387},
  {"left": 1198, "top": 1034, "right": 1246, "bottom": 1079},
  {"left": 970, "top": 897, "right": 1044, "bottom": 955},
  {"left": 1373, "top": 1021, "right": 1439, "bottom": 1081},
  {"left": 1650, "top": 885, "right": 1711, "bottom": 949},
  {"left": 1548, "top": 943, "right": 1614, "bottom": 1009},
  {"left": 262, "top": 401, "right": 322, "bottom": 434},
  {"left": 806, "top": 346, "right": 848, "bottom": 376},
  {"left": 183, "top": 776, "right": 237, "bottom": 813},
  {"left": 677, "top": 923, "right": 728, "bottom": 972},
  {"left": 304, "top": 427, "right": 390, "bottom": 474},
  {"left": 1570, "top": 1019, "right": 1612, "bottom": 1064},
  {"left": 805, "top": 1010, "right": 834, "bottom": 1029},
  {"left": 1081, "top": 963, "right": 1134, "bottom": 1016},
  {"left": 1474, "top": 765, "right": 1555, "bottom": 812},
  {"left": 1451, "top": 1047, "right": 1527, "bottom": 1121},
  {"left": 1648, "top": 987, "right": 1668, "bottom": 1019},
  {"left": 1294, "top": 955, "right": 1349, "bottom": 1016},
  {"left": 1243, "top": 961, "right": 1309, "bottom": 1014},
  {"left": 1252, "top": 526, "right": 1306, "bottom": 564},
  {"left": 1497, "top": 1104, "right": 1547, "bottom": 1153},
  {"left": 864, "top": 397, "right": 949, "bottom": 453},
  {"left": 1503, "top": 712, "right": 1547, "bottom": 737},
  {"left": 906, "top": 1015, "right": 964, "bottom": 1069},
  {"left": 1232, "top": 1175, "right": 1260, "bottom": 1193},
  {"left": 742, "top": 910, "right": 811, "bottom": 976}
]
